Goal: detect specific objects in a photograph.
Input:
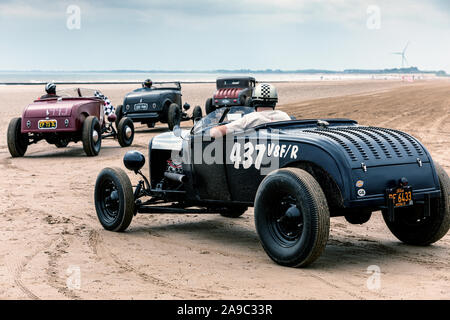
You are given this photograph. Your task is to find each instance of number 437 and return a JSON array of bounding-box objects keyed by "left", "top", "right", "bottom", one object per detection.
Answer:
[{"left": 230, "top": 142, "right": 266, "bottom": 170}]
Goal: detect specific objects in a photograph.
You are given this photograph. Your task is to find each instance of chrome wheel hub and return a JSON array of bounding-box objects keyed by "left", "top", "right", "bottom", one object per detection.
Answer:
[
  {"left": 125, "top": 126, "right": 132, "bottom": 139},
  {"left": 92, "top": 130, "right": 99, "bottom": 143}
]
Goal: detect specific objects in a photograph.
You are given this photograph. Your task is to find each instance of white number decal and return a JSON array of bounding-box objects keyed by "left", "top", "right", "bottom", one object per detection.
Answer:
[
  {"left": 243, "top": 142, "right": 254, "bottom": 169},
  {"left": 230, "top": 142, "right": 297, "bottom": 170},
  {"left": 254, "top": 144, "right": 266, "bottom": 170},
  {"left": 230, "top": 143, "right": 242, "bottom": 169}
]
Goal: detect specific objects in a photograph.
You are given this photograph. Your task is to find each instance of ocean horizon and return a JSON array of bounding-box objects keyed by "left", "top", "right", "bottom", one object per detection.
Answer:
[{"left": 0, "top": 70, "right": 432, "bottom": 84}]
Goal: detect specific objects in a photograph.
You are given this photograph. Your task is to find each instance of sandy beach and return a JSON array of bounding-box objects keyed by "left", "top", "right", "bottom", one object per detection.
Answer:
[{"left": 0, "top": 79, "right": 449, "bottom": 299}]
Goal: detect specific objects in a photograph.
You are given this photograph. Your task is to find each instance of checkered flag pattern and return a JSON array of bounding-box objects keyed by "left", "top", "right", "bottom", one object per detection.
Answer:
[
  {"left": 104, "top": 99, "right": 115, "bottom": 116},
  {"left": 260, "top": 84, "right": 271, "bottom": 98}
]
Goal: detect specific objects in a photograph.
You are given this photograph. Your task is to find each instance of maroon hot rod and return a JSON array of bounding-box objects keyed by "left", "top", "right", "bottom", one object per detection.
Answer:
[
  {"left": 7, "top": 88, "right": 135, "bottom": 157},
  {"left": 205, "top": 76, "right": 256, "bottom": 114}
]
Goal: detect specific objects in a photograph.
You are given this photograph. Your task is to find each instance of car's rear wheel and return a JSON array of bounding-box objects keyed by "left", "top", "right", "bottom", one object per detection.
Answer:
[
  {"left": 95, "top": 167, "right": 135, "bottom": 232},
  {"left": 7, "top": 117, "right": 28, "bottom": 157},
  {"left": 219, "top": 205, "right": 248, "bottom": 218},
  {"left": 245, "top": 97, "right": 253, "bottom": 107},
  {"left": 115, "top": 105, "right": 123, "bottom": 128},
  {"left": 254, "top": 167, "right": 330, "bottom": 267},
  {"left": 382, "top": 163, "right": 450, "bottom": 245},
  {"left": 192, "top": 105, "right": 203, "bottom": 123},
  {"left": 168, "top": 103, "right": 181, "bottom": 131},
  {"left": 117, "top": 117, "right": 134, "bottom": 147},
  {"left": 82, "top": 116, "right": 101, "bottom": 156},
  {"left": 205, "top": 98, "right": 215, "bottom": 115}
]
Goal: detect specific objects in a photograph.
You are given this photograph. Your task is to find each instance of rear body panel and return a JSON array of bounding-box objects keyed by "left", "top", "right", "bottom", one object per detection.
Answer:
[
  {"left": 277, "top": 124, "right": 440, "bottom": 207},
  {"left": 21, "top": 98, "right": 103, "bottom": 133}
]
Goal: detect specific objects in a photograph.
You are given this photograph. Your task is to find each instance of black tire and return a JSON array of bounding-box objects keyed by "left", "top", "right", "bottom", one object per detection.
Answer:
[
  {"left": 382, "top": 163, "right": 450, "bottom": 245},
  {"left": 55, "top": 140, "right": 69, "bottom": 148},
  {"left": 345, "top": 209, "right": 372, "bottom": 225},
  {"left": 82, "top": 116, "right": 101, "bottom": 156},
  {"left": 254, "top": 167, "right": 330, "bottom": 267},
  {"left": 7, "top": 117, "right": 28, "bottom": 157},
  {"left": 192, "top": 105, "right": 203, "bottom": 123},
  {"left": 117, "top": 117, "right": 135, "bottom": 147},
  {"left": 115, "top": 105, "right": 123, "bottom": 128},
  {"left": 205, "top": 98, "right": 215, "bottom": 115},
  {"left": 219, "top": 206, "right": 248, "bottom": 218},
  {"left": 167, "top": 103, "right": 181, "bottom": 131},
  {"left": 245, "top": 96, "right": 253, "bottom": 107},
  {"left": 94, "top": 167, "right": 135, "bottom": 232},
  {"left": 146, "top": 122, "right": 155, "bottom": 128}
]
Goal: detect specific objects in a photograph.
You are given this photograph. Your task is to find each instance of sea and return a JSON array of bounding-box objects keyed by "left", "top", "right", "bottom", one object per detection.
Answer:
[{"left": 0, "top": 71, "right": 407, "bottom": 84}]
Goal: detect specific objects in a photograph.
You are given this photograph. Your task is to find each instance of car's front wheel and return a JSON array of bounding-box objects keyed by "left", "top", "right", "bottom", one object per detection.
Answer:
[
  {"left": 382, "top": 162, "right": 450, "bottom": 245},
  {"left": 254, "top": 167, "right": 330, "bottom": 267},
  {"left": 82, "top": 116, "right": 101, "bottom": 156},
  {"left": 95, "top": 167, "right": 135, "bottom": 232},
  {"left": 117, "top": 117, "right": 134, "bottom": 147},
  {"left": 167, "top": 103, "right": 181, "bottom": 131},
  {"left": 7, "top": 117, "right": 28, "bottom": 157},
  {"left": 55, "top": 139, "right": 69, "bottom": 148}
]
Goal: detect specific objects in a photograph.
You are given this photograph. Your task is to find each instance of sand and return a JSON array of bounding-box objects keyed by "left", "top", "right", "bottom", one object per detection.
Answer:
[{"left": 0, "top": 79, "right": 449, "bottom": 299}]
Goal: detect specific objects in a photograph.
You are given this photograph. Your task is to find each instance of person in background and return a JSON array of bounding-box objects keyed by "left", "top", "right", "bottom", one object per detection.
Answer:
[
  {"left": 40, "top": 82, "right": 59, "bottom": 99},
  {"left": 142, "top": 78, "right": 152, "bottom": 89}
]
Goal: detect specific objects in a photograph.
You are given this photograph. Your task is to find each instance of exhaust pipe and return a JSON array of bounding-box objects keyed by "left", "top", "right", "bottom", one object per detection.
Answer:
[{"left": 164, "top": 172, "right": 188, "bottom": 183}]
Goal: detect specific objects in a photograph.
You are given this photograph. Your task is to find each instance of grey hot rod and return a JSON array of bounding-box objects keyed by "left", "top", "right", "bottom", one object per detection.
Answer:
[
  {"left": 116, "top": 81, "right": 202, "bottom": 131},
  {"left": 94, "top": 106, "right": 449, "bottom": 267}
]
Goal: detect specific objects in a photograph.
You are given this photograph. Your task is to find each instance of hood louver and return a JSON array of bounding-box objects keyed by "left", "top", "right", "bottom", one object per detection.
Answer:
[{"left": 303, "top": 126, "right": 427, "bottom": 166}]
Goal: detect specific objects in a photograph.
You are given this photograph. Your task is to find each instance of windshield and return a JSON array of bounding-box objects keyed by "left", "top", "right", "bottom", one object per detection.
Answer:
[
  {"left": 56, "top": 88, "right": 103, "bottom": 98},
  {"left": 216, "top": 78, "right": 255, "bottom": 89},
  {"left": 135, "top": 82, "right": 181, "bottom": 91},
  {"left": 192, "top": 106, "right": 254, "bottom": 134}
]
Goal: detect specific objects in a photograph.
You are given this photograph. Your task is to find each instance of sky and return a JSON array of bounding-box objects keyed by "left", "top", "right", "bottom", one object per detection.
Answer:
[{"left": 0, "top": 0, "right": 449, "bottom": 72}]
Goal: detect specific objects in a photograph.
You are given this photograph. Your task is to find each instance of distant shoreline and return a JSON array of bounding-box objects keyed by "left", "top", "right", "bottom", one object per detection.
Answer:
[
  {"left": 0, "top": 69, "right": 445, "bottom": 85},
  {"left": 0, "top": 66, "right": 447, "bottom": 75}
]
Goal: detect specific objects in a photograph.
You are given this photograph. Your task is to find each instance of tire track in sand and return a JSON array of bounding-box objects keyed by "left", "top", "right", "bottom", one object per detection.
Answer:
[
  {"left": 88, "top": 229, "right": 220, "bottom": 298},
  {"left": 45, "top": 230, "right": 81, "bottom": 300},
  {"left": 5, "top": 238, "right": 58, "bottom": 300}
]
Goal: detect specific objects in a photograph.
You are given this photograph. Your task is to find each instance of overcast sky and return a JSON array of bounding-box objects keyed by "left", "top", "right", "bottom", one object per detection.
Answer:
[{"left": 0, "top": 0, "right": 449, "bottom": 72}]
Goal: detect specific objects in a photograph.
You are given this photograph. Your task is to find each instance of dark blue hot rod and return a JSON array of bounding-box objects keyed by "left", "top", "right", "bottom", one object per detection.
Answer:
[{"left": 94, "top": 106, "right": 449, "bottom": 267}]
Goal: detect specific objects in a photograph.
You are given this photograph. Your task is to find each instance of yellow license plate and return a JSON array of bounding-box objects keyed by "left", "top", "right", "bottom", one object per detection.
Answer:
[
  {"left": 38, "top": 119, "right": 57, "bottom": 129},
  {"left": 388, "top": 187, "right": 413, "bottom": 207}
]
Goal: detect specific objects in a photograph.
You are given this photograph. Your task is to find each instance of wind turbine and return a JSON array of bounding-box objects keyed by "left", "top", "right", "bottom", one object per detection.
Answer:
[{"left": 392, "top": 41, "right": 410, "bottom": 68}]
